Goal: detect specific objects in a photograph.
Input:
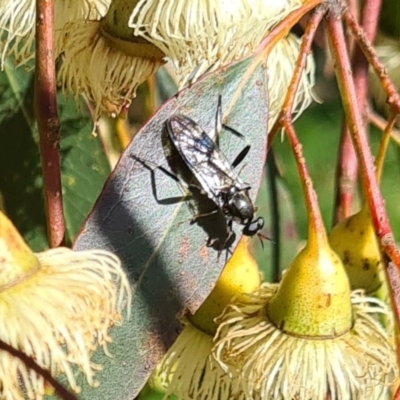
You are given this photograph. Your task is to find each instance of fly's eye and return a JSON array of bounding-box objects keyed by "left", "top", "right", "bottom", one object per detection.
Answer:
[
  {"left": 255, "top": 217, "right": 264, "bottom": 229},
  {"left": 243, "top": 217, "right": 264, "bottom": 236}
]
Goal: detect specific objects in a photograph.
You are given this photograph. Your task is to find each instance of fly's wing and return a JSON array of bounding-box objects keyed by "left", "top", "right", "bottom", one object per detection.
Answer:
[{"left": 166, "top": 114, "right": 247, "bottom": 205}]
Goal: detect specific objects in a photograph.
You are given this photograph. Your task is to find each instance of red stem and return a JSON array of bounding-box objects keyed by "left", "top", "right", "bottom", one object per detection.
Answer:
[
  {"left": 333, "top": 0, "right": 381, "bottom": 224},
  {"left": 231, "top": 0, "right": 322, "bottom": 119},
  {"left": 283, "top": 123, "right": 327, "bottom": 246},
  {"left": 268, "top": 7, "right": 325, "bottom": 153},
  {"left": 344, "top": 10, "right": 400, "bottom": 115},
  {"left": 326, "top": 11, "right": 400, "bottom": 331},
  {"left": 333, "top": 128, "right": 358, "bottom": 223},
  {"left": 256, "top": 0, "right": 322, "bottom": 55},
  {"left": 346, "top": 0, "right": 359, "bottom": 53},
  {"left": 277, "top": 9, "right": 326, "bottom": 246},
  {"left": 35, "top": 0, "right": 65, "bottom": 247},
  {"left": 326, "top": 16, "right": 399, "bottom": 256}
]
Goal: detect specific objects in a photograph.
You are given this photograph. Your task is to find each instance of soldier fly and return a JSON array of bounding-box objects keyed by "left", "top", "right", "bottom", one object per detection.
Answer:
[{"left": 133, "top": 96, "right": 264, "bottom": 242}]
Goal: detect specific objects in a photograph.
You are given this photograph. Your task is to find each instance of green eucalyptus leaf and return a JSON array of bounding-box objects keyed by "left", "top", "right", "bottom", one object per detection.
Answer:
[
  {"left": 0, "top": 62, "right": 110, "bottom": 250},
  {"left": 72, "top": 56, "right": 269, "bottom": 399}
]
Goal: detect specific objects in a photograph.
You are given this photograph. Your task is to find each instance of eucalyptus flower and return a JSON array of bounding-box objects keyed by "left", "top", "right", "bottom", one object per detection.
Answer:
[
  {"left": 129, "top": 0, "right": 314, "bottom": 125},
  {"left": 0, "top": 211, "right": 131, "bottom": 399},
  {"left": 129, "top": 0, "right": 305, "bottom": 84},
  {"left": 57, "top": 0, "right": 165, "bottom": 118},
  {"left": 156, "top": 322, "right": 245, "bottom": 400},
  {"left": 150, "top": 237, "right": 261, "bottom": 400},
  {"left": 214, "top": 286, "right": 396, "bottom": 399},
  {"left": 213, "top": 234, "right": 398, "bottom": 400},
  {"left": 0, "top": 0, "right": 109, "bottom": 67}
]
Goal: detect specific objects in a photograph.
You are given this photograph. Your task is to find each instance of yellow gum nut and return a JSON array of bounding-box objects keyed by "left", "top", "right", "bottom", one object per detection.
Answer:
[
  {"left": 189, "top": 237, "right": 261, "bottom": 336},
  {"left": 267, "top": 240, "right": 353, "bottom": 337},
  {"left": 329, "top": 207, "right": 383, "bottom": 294},
  {"left": 0, "top": 211, "right": 39, "bottom": 286},
  {"left": 100, "top": 0, "right": 165, "bottom": 60}
]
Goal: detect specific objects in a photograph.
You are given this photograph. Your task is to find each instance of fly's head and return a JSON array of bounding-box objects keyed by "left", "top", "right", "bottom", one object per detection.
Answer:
[
  {"left": 225, "top": 187, "right": 264, "bottom": 237},
  {"left": 242, "top": 217, "right": 264, "bottom": 236}
]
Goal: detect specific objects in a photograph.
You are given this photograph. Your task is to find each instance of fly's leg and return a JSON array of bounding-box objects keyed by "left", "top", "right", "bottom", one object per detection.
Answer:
[
  {"left": 174, "top": 207, "right": 220, "bottom": 229},
  {"left": 231, "top": 144, "right": 251, "bottom": 169},
  {"left": 131, "top": 154, "right": 200, "bottom": 204},
  {"left": 207, "top": 219, "right": 234, "bottom": 247},
  {"left": 218, "top": 219, "right": 233, "bottom": 248},
  {"left": 211, "top": 219, "right": 235, "bottom": 261},
  {"left": 221, "top": 124, "right": 251, "bottom": 169},
  {"left": 215, "top": 95, "right": 223, "bottom": 145},
  {"left": 212, "top": 95, "right": 251, "bottom": 169},
  {"left": 208, "top": 95, "right": 223, "bottom": 144},
  {"left": 209, "top": 95, "right": 251, "bottom": 169},
  {"left": 190, "top": 208, "right": 219, "bottom": 224}
]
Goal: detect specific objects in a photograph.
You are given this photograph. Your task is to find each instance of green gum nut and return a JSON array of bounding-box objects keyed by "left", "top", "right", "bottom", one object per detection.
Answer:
[
  {"left": 100, "top": 0, "right": 165, "bottom": 60},
  {"left": 267, "top": 239, "right": 353, "bottom": 338},
  {"left": 329, "top": 207, "right": 383, "bottom": 294}
]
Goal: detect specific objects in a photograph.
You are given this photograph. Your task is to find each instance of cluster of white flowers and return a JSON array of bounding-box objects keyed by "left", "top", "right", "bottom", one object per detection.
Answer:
[
  {"left": 0, "top": 0, "right": 314, "bottom": 119},
  {"left": 152, "top": 278, "right": 397, "bottom": 400},
  {"left": 0, "top": 211, "right": 131, "bottom": 399},
  {"left": 5, "top": 2, "right": 394, "bottom": 400}
]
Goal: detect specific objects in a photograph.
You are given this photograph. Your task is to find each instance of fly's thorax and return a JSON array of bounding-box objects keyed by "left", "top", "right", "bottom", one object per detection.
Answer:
[{"left": 224, "top": 186, "right": 254, "bottom": 224}]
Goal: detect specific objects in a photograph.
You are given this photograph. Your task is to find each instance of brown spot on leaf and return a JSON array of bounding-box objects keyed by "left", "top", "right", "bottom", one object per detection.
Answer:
[
  {"left": 142, "top": 332, "right": 170, "bottom": 365},
  {"left": 199, "top": 244, "right": 209, "bottom": 263},
  {"left": 178, "top": 236, "right": 190, "bottom": 264}
]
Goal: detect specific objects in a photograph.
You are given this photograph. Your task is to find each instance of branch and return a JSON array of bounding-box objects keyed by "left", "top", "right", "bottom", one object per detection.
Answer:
[
  {"left": 276, "top": 8, "right": 326, "bottom": 247},
  {"left": 332, "top": 0, "right": 381, "bottom": 224},
  {"left": 268, "top": 6, "right": 325, "bottom": 151},
  {"left": 367, "top": 106, "right": 400, "bottom": 146},
  {"left": 326, "top": 9, "right": 400, "bottom": 337},
  {"left": 35, "top": 0, "right": 65, "bottom": 247},
  {"left": 344, "top": 9, "right": 400, "bottom": 115},
  {"left": 0, "top": 340, "right": 77, "bottom": 400}
]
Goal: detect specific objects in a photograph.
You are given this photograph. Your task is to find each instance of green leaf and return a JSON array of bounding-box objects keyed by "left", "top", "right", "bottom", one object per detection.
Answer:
[
  {"left": 0, "top": 63, "right": 45, "bottom": 250},
  {"left": 59, "top": 99, "right": 111, "bottom": 245},
  {"left": 155, "top": 67, "right": 178, "bottom": 104},
  {"left": 72, "top": 56, "right": 269, "bottom": 399},
  {"left": 379, "top": 0, "right": 400, "bottom": 38},
  {"left": 0, "top": 62, "right": 110, "bottom": 250}
]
